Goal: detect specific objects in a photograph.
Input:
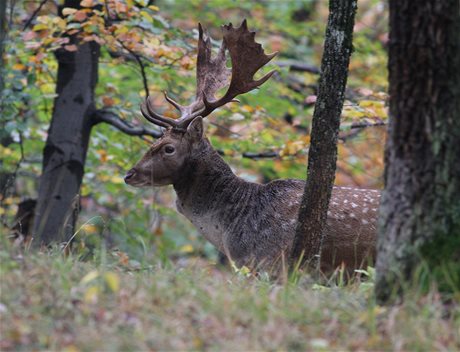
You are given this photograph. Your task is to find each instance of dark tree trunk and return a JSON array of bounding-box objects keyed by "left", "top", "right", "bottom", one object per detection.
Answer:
[
  {"left": 0, "top": 0, "right": 6, "bottom": 90},
  {"left": 0, "top": 0, "right": 13, "bottom": 195},
  {"left": 290, "top": 0, "right": 357, "bottom": 270},
  {"left": 33, "top": 0, "right": 100, "bottom": 245},
  {"left": 376, "top": 0, "right": 460, "bottom": 303}
]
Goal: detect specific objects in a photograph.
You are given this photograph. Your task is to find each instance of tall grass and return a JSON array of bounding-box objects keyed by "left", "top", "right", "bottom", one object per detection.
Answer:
[{"left": 0, "top": 239, "right": 459, "bottom": 351}]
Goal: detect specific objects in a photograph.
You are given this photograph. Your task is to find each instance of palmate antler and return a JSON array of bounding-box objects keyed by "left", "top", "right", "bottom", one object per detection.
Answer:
[{"left": 141, "top": 19, "right": 278, "bottom": 130}]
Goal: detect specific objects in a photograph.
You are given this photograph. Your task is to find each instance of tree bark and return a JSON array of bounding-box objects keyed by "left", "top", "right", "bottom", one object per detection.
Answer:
[
  {"left": 290, "top": 0, "right": 357, "bottom": 270},
  {"left": 33, "top": 0, "right": 100, "bottom": 245},
  {"left": 376, "top": 0, "right": 460, "bottom": 303},
  {"left": 0, "top": 0, "right": 7, "bottom": 92}
]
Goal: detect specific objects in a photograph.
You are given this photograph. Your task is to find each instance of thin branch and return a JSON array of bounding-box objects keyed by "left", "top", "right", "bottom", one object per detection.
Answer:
[
  {"left": 275, "top": 60, "right": 321, "bottom": 74},
  {"left": 346, "top": 120, "right": 387, "bottom": 129},
  {"left": 116, "top": 39, "right": 150, "bottom": 97},
  {"left": 23, "top": 0, "right": 48, "bottom": 30},
  {"left": 92, "top": 109, "right": 162, "bottom": 138},
  {"left": 217, "top": 149, "right": 279, "bottom": 159},
  {"left": 338, "top": 120, "right": 387, "bottom": 141},
  {"left": 242, "top": 151, "right": 279, "bottom": 159}
]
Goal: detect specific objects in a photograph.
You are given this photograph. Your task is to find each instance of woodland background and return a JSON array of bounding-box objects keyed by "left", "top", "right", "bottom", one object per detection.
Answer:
[
  {"left": 1, "top": 0, "right": 387, "bottom": 259},
  {"left": 1, "top": 0, "right": 459, "bottom": 350}
]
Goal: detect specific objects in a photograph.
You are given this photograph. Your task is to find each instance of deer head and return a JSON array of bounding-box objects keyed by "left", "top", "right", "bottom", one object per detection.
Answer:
[{"left": 125, "top": 20, "right": 277, "bottom": 187}]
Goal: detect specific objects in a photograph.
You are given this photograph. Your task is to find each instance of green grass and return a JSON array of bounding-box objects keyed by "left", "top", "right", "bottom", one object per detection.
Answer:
[{"left": 1, "top": 245, "right": 459, "bottom": 351}]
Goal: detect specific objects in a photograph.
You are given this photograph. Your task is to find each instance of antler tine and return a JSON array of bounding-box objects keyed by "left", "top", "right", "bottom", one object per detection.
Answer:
[
  {"left": 140, "top": 100, "right": 171, "bottom": 129},
  {"left": 141, "top": 95, "right": 187, "bottom": 129},
  {"left": 164, "top": 91, "right": 186, "bottom": 113},
  {"left": 182, "top": 19, "right": 278, "bottom": 123},
  {"left": 141, "top": 20, "right": 276, "bottom": 130}
]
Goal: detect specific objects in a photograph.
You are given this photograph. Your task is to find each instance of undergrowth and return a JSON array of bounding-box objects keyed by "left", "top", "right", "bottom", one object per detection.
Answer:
[{"left": 0, "top": 242, "right": 459, "bottom": 351}]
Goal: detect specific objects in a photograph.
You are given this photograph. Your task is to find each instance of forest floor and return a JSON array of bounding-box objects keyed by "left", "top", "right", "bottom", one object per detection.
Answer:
[{"left": 1, "top": 245, "right": 459, "bottom": 351}]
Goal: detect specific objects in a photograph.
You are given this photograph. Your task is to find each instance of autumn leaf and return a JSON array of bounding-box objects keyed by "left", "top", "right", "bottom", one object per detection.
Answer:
[
  {"left": 62, "top": 7, "right": 77, "bottom": 16},
  {"left": 97, "top": 149, "right": 108, "bottom": 162},
  {"left": 102, "top": 96, "right": 115, "bottom": 107},
  {"left": 74, "top": 10, "right": 87, "bottom": 22},
  {"left": 179, "top": 244, "right": 194, "bottom": 254},
  {"left": 80, "top": 270, "right": 99, "bottom": 284},
  {"left": 32, "top": 23, "right": 48, "bottom": 31},
  {"left": 12, "top": 63, "right": 26, "bottom": 71},
  {"left": 80, "top": 0, "right": 95, "bottom": 7},
  {"left": 22, "top": 31, "right": 36, "bottom": 41},
  {"left": 104, "top": 272, "right": 120, "bottom": 292}
]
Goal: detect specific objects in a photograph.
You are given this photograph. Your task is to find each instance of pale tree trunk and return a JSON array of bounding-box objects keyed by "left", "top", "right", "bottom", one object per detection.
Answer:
[
  {"left": 33, "top": 0, "right": 100, "bottom": 245},
  {"left": 290, "top": 0, "right": 357, "bottom": 270},
  {"left": 376, "top": 0, "right": 460, "bottom": 303}
]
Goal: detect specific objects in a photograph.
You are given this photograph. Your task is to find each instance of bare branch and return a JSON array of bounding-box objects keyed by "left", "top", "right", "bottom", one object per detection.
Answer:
[
  {"left": 217, "top": 149, "right": 279, "bottom": 159},
  {"left": 93, "top": 109, "right": 162, "bottom": 138},
  {"left": 116, "top": 39, "right": 150, "bottom": 97},
  {"left": 23, "top": 0, "right": 48, "bottom": 30},
  {"left": 275, "top": 60, "right": 321, "bottom": 74},
  {"left": 242, "top": 151, "right": 279, "bottom": 159},
  {"left": 345, "top": 120, "right": 387, "bottom": 130}
]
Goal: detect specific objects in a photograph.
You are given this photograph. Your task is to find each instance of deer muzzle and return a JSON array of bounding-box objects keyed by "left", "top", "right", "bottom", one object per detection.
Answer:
[{"left": 124, "top": 168, "right": 137, "bottom": 185}]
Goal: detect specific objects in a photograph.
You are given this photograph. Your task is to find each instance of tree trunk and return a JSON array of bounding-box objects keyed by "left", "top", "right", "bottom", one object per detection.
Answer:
[
  {"left": 376, "top": 0, "right": 460, "bottom": 303},
  {"left": 290, "top": 0, "right": 357, "bottom": 270},
  {"left": 0, "top": 0, "right": 13, "bottom": 195},
  {"left": 33, "top": 0, "right": 100, "bottom": 245},
  {"left": 0, "top": 0, "right": 7, "bottom": 91}
]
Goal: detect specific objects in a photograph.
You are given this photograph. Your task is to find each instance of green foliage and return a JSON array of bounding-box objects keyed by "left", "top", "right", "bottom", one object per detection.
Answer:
[{"left": 418, "top": 227, "right": 460, "bottom": 298}]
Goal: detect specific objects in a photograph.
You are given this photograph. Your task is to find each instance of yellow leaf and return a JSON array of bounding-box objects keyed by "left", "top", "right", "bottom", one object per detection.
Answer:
[
  {"left": 111, "top": 176, "right": 124, "bottom": 184},
  {"left": 62, "top": 7, "right": 77, "bottom": 16},
  {"left": 4, "top": 197, "right": 16, "bottom": 205},
  {"left": 97, "top": 149, "right": 108, "bottom": 162},
  {"left": 1, "top": 147, "right": 13, "bottom": 155},
  {"left": 280, "top": 140, "right": 305, "bottom": 157},
  {"left": 80, "top": 0, "right": 94, "bottom": 7},
  {"left": 140, "top": 10, "right": 152, "bottom": 22},
  {"left": 52, "top": 17, "right": 67, "bottom": 30},
  {"left": 80, "top": 270, "right": 99, "bottom": 284},
  {"left": 32, "top": 23, "right": 48, "bottom": 31},
  {"left": 83, "top": 286, "right": 99, "bottom": 303},
  {"left": 82, "top": 224, "right": 97, "bottom": 234},
  {"left": 241, "top": 105, "right": 255, "bottom": 113},
  {"left": 12, "top": 63, "right": 26, "bottom": 71},
  {"left": 148, "top": 5, "right": 159, "bottom": 11},
  {"left": 179, "top": 244, "right": 194, "bottom": 254},
  {"left": 104, "top": 272, "right": 120, "bottom": 292},
  {"left": 115, "top": 25, "right": 129, "bottom": 35}
]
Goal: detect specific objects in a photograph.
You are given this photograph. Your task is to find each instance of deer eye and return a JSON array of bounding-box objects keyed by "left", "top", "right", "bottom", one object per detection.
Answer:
[{"left": 163, "top": 145, "right": 176, "bottom": 155}]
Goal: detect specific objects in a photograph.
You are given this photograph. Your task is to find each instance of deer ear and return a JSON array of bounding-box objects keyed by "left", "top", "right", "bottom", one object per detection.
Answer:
[{"left": 187, "top": 116, "right": 204, "bottom": 140}]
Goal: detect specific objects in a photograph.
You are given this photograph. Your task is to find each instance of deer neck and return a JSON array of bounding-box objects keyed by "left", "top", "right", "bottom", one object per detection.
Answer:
[
  {"left": 172, "top": 139, "right": 254, "bottom": 250},
  {"left": 173, "top": 139, "right": 239, "bottom": 210}
]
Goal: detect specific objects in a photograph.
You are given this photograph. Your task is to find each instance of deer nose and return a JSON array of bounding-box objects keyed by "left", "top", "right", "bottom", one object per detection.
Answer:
[{"left": 124, "top": 168, "right": 137, "bottom": 183}]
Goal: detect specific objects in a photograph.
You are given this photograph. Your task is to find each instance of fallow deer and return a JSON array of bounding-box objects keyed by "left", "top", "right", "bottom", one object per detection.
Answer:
[{"left": 125, "top": 20, "right": 379, "bottom": 273}]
